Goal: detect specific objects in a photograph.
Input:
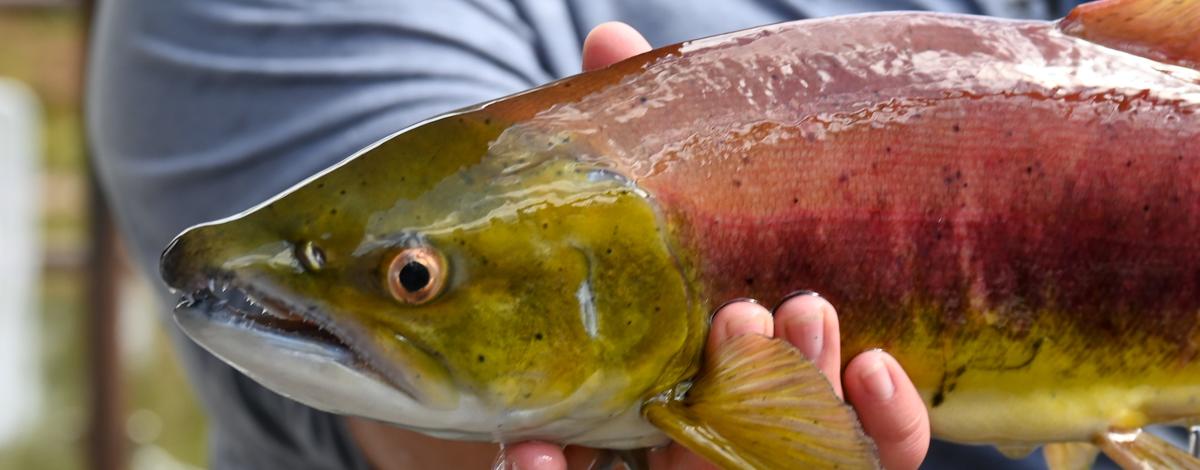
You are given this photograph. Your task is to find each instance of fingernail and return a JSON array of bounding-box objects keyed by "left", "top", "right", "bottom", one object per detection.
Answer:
[
  {"left": 861, "top": 353, "right": 895, "bottom": 400},
  {"left": 787, "top": 308, "right": 824, "bottom": 360},
  {"left": 728, "top": 312, "right": 772, "bottom": 338},
  {"left": 772, "top": 290, "right": 820, "bottom": 315},
  {"left": 709, "top": 297, "right": 759, "bottom": 324}
]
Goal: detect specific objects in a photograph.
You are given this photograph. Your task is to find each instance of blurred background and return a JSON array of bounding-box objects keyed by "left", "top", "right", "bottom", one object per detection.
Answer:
[{"left": 0, "top": 1, "right": 207, "bottom": 468}]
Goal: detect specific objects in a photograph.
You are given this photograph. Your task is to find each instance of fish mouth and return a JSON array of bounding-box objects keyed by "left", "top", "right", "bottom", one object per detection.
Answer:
[
  {"left": 170, "top": 271, "right": 468, "bottom": 420},
  {"left": 175, "top": 275, "right": 356, "bottom": 364}
]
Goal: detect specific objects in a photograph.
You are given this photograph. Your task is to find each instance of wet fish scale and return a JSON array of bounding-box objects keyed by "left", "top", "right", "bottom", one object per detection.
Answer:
[{"left": 483, "top": 8, "right": 1200, "bottom": 447}]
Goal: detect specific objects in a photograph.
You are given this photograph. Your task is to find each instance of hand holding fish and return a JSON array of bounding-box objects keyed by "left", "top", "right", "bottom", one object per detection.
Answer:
[
  {"left": 503, "top": 295, "right": 932, "bottom": 470},
  {"left": 498, "top": 24, "right": 931, "bottom": 470}
]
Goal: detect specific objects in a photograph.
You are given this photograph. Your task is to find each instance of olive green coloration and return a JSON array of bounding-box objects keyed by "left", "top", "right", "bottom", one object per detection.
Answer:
[{"left": 163, "top": 113, "right": 706, "bottom": 428}]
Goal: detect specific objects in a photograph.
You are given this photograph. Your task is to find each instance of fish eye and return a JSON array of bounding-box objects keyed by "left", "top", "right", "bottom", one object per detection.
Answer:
[
  {"left": 297, "top": 241, "right": 326, "bottom": 272},
  {"left": 385, "top": 246, "right": 446, "bottom": 305}
]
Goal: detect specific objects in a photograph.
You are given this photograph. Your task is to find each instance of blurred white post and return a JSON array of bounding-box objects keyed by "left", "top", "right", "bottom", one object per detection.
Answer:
[{"left": 0, "top": 78, "right": 42, "bottom": 444}]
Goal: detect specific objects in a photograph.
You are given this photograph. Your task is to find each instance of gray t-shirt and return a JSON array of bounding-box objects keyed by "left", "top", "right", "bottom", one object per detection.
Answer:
[{"left": 88, "top": 1, "right": 1086, "bottom": 468}]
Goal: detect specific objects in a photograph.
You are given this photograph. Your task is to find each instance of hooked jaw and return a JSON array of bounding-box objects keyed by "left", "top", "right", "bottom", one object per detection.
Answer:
[{"left": 160, "top": 226, "right": 466, "bottom": 424}]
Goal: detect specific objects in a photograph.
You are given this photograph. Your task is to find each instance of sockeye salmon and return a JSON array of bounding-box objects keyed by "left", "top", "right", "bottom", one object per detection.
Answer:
[{"left": 160, "top": 0, "right": 1200, "bottom": 468}]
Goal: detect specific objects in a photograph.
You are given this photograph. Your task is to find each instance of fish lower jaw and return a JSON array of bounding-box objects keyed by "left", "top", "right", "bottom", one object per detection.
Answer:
[{"left": 173, "top": 300, "right": 667, "bottom": 449}]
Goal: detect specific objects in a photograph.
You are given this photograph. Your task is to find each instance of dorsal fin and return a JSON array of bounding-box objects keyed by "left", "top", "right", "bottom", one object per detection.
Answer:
[{"left": 1059, "top": 0, "right": 1200, "bottom": 70}]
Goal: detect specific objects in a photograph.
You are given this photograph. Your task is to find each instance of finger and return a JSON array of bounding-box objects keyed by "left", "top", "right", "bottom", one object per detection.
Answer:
[
  {"left": 772, "top": 292, "right": 843, "bottom": 398},
  {"left": 581, "top": 21, "right": 652, "bottom": 72},
  {"left": 707, "top": 300, "right": 773, "bottom": 355},
  {"left": 496, "top": 441, "right": 566, "bottom": 470},
  {"left": 844, "top": 350, "right": 931, "bottom": 470}
]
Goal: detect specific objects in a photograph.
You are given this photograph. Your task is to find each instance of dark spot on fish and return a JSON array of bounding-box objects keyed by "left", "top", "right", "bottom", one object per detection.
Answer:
[
  {"left": 638, "top": 96, "right": 648, "bottom": 104},
  {"left": 838, "top": 174, "right": 849, "bottom": 184},
  {"left": 480, "top": 256, "right": 489, "bottom": 266},
  {"left": 359, "top": 180, "right": 367, "bottom": 187},
  {"left": 952, "top": 124, "right": 961, "bottom": 133},
  {"left": 484, "top": 118, "right": 491, "bottom": 125},
  {"left": 654, "top": 305, "right": 661, "bottom": 312},
  {"left": 1005, "top": 130, "right": 1014, "bottom": 138},
  {"left": 744, "top": 277, "right": 755, "bottom": 286},
  {"left": 771, "top": 74, "right": 780, "bottom": 81},
  {"left": 542, "top": 223, "right": 548, "bottom": 229},
  {"left": 792, "top": 197, "right": 799, "bottom": 204},
  {"left": 732, "top": 179, "right": 742, "bottom": 188},
  {"left": 534, "top": 332, "right": 544, "bottom": 341},
  {"left": 931, "top": 391, "right": 945, "bottom": 407},
  {"left": 317, "top": 183, "right": 325, "bottom": 189},
  {"left": 563, "top": 82, "right": 571, "bottom": 88},
  {"left": 885, "top": 146, "right": 893, "bottom": 154},
  {"left": 1025, "top": 166, "right": 1034, "bottom": 175},
  {"left": 477, "top": 355, "right": 485, "bottom": 363},
  {"left": 605, "top": 248, "right": 612, "bottom": 255},
  {"left": 954, "top": 365, "right": 967, "bottom": 377},
  {"left": 524, "top": 392, "right": 532, "bottom": 399},
  {"left": 328, "top": 209, "right": 337, "bottom": 215},
  {"left": 741, "top": 156, "right": 751, "bottom": 164},
  {"left": 339, "top": 189, "right": 346, "bottom": 196},
  {"left": 1125, "top": 160, "right": 1133, "bottom": 168},
  {"left": 1143, "top": 204, "right": 1151, "bottom": 212}
]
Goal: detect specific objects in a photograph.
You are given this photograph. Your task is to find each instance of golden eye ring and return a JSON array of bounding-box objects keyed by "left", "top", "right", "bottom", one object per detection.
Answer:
[{"left": 385, "top": 246, "right": 446, "bottom": 305}]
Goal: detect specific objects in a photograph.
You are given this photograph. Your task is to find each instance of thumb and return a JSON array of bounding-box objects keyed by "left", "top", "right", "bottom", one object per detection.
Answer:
[{"left": 582, "top": 22, "right": 651, "bottom": 72}]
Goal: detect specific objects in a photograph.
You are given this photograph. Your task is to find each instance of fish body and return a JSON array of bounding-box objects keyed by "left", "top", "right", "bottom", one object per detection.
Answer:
[{"left": 161, "top": 0, "right": 1200, "bottom": 468}]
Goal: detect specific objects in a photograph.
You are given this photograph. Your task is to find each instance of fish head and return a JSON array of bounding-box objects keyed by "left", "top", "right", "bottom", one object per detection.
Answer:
[{"left": 160, "top": 109, "right": 702, "bottom": 440}]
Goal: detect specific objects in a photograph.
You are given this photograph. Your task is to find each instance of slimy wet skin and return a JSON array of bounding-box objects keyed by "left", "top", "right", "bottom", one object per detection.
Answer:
[{"left": 162, "top": 0, "right": 1200, "bottom": 468}]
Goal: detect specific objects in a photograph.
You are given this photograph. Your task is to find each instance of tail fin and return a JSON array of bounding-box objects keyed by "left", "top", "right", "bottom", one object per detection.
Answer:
[
  {"left": 1059, "top": 0, "right": 1200, "bottom": 70},
  {"left": 642, "top": 334, "right": 879, "bottom": 469}
]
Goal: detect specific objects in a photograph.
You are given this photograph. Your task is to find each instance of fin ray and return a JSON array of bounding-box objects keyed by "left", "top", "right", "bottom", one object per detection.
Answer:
[
  {"left": 1060, "top": 0, "right": 1200, "bottom": 70},
  {"left": 1095, "top": 428, "right": 1200, "bottom": 470},
  {"left": 643, "top": 334, "right": 879, "bottom": 469}
]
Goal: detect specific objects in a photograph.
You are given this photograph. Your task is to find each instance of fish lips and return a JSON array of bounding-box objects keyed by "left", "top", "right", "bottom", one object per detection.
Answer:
[{"left": 168, "top": 269, "right": 464, "bottom": 420}]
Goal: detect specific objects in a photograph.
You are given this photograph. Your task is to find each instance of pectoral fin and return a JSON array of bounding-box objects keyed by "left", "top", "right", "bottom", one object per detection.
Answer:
[
  {"left": 1095, "top": 428, "right": 1200, "bottom": 470},
  {"left": 1043, "top": 442, "right": 1099, "bottom": 470},
  {"left": 642, "top": 334, "right": 879, "bottom": 469},
  {"left": 1059, "top": 0, "right": 1200, "bottom": 70}
]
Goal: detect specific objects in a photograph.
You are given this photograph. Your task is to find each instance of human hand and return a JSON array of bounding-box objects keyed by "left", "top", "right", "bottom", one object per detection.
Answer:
[{"left": 498, "top": 23, "right": 931, "bottom": 470}]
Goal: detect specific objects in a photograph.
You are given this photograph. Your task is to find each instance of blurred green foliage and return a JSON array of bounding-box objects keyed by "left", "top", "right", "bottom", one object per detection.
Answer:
[{"left": 0, "top": 7, "right": 208, "bottom": 469}]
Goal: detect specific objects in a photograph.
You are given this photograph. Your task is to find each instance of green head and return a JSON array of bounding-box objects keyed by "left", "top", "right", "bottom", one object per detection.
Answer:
[{"left": 161, "top": 109, "right": 705, "bottom": 436}]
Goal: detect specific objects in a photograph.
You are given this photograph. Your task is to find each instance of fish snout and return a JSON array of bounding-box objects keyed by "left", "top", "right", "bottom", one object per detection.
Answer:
[{"left": 160, "top": 225, "right": 216, "bottom": 293}]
